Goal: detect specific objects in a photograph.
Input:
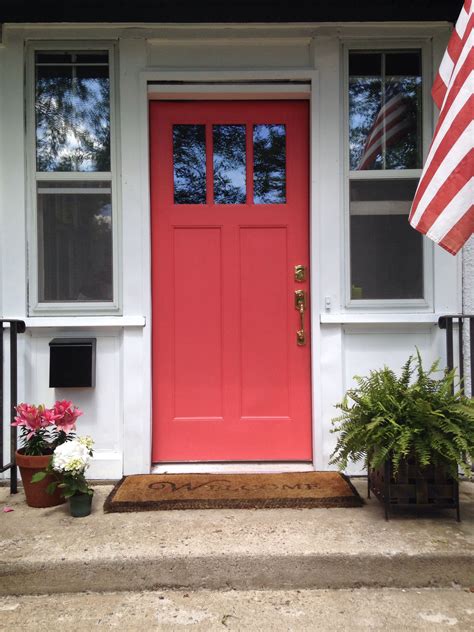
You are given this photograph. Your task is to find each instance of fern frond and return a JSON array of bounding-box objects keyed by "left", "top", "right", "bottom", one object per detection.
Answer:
[{"left": 330, "top": 351, "right": 474, "bottom": 479}]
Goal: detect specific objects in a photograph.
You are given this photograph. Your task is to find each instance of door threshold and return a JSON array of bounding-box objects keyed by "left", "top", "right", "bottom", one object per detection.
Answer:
[{"left": 151, "top": 462, "right": 314, "bottom": 474}]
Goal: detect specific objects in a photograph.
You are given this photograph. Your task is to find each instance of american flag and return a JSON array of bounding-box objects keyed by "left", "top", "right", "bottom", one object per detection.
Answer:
[
  {"left": 409, "top": 0, "right": 473, "bottom": 255},
  {"left": 357, "top": 87, "right": 413, "bottom": 170}
]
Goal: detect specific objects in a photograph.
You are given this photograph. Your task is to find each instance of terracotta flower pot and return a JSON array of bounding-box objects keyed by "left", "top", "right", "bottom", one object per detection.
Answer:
[{"left": 15, "top": 450, "right": 65, "bottom": 508}]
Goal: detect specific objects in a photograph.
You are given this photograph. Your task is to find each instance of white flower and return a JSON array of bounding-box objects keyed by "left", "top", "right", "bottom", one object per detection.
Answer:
[
  {"left": 78, "top": 435, "right": 94, "bottom": 451},
  {"left": 52, "top": 437, "right": 93, "bottom": 474}
]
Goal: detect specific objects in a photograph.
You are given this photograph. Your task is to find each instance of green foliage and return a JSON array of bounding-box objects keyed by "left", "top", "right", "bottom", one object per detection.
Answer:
[
  {"left": 31, "top": 459, "right": 92, "bottom": 499},
  {"left": 330, "top": 351, "right": 474, "bottom": 478},
  {"left": 58, "top": 474, "right": 93, "bottom": 499},
  {"left": 19, "top": 427, "right": 51, "bottom": 456},
  {"left": 31, "top": 471, "right": 48, "bottom": 483}
]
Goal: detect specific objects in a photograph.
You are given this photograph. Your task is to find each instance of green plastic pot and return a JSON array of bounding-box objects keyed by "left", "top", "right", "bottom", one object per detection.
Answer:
[{"left": 68, "top": 491, "right": 93, "bottom": 518}]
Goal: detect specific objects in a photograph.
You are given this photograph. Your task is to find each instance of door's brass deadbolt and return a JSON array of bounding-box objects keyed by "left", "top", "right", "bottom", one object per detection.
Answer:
[{"left": 294, "top": 265, "right": 306, "bottom": 282}]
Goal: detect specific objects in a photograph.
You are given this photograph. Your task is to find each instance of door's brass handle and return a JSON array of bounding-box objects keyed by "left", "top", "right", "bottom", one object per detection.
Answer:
[{"left": 295, "top": 290, "right": 306, "bottom": 346}]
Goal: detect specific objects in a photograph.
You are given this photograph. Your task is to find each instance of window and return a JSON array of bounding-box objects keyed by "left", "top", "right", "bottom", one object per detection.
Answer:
[
  {"left": 347, "top": 49, "right": 426, "bottom": 303},
  {"left": 31, "top": 48, "right": 116, "bottom": 309},
  {"left": 172, "top": 122, "right": 287, "bottom": 205}
]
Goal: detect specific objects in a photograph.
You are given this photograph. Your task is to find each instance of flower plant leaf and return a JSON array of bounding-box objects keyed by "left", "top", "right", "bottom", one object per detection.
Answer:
[{"left": 31, "top": 471, "right": 48, "bottom": 483}]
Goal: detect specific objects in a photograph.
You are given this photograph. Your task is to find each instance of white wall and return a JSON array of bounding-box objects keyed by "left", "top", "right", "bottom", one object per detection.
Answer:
[
  {"left": 0, "top": 22, "right": 463, "bottom": 479},
  {"left": 26, "top": 332, "right": 122, "bottom": 478},
  {"left": 147, "top": 37, "right": 312, "bottom": 68}
]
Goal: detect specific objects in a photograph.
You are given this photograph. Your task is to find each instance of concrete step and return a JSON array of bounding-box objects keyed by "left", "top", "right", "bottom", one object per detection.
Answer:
[
  {"left": 0, "top": 479, "right": 473, "bottom": 596},
  {"left": 1, "top": 588, "right": 474, "bottom": 631}
]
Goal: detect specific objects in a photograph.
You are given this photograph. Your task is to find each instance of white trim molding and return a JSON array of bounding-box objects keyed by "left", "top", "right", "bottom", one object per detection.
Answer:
[
  {"left": 148, "top": 83, "right": 311, "bottom": 100},
  {"left": 22, "top": 316, "right": 146, "bottom": 328},
  {"left": 152, "top": 462, "right": 315, "bottom": 474},
  {"left": 138, "top": 66, "right": 323, "bottom": 474},
  {"left": 320, "top": 313, "right": 441, "bottom": 324}
]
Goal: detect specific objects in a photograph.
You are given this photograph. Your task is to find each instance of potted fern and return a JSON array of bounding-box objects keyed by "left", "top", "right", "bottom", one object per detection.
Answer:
[{"left": 330, "top": 351, "right": 474, "bottom": 520}]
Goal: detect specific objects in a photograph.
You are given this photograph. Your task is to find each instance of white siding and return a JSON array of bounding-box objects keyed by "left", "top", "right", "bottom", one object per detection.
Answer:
[
  {"left": 27, "top": 332, "right": 122, "bottom": 478},
  {"left": 147, "top": 38, "right": 312, "bottom": 68}
]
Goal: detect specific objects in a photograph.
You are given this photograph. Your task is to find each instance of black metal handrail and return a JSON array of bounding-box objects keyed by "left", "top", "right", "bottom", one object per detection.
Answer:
[
  {"left": 438, "top": 314, "right": 474, "bottom": 396},
  {"left": 1, "top": 320, "right": 26, "bottom": 494}
]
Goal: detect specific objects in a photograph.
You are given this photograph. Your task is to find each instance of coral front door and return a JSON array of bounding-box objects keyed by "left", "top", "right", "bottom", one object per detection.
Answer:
[{"left": 150, "top": 100, "right": 311, "bottom": 462}]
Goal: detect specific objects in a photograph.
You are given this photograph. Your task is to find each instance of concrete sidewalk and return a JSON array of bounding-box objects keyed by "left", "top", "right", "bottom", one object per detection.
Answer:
[
  {"left": 0, "top": 478, "right": 473, "bottom": 595},
  {"left": 1, "top": 588, "right": 474, "bottom": 631}
]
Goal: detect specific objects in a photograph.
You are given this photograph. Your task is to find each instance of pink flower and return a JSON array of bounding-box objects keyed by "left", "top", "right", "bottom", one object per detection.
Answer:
[
  {"left": 40, "top": 407, "right": 62, "bottom": 425},
  {"left": 12, "top": 403, "right": 54, "bottom": 439},
  {"left": 53, "top": 400, "right": 83, "bottom": 434}
]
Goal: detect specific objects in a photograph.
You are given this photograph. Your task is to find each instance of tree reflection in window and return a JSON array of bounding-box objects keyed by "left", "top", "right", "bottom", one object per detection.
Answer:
[
  {"left": 253, "top": 125, "right": 286, "bottom": 204},
  {"left": 213, "top": 125, "right": 246, "bottom": 204},
  {"left": 349, "top": 51, "right": 422, "bottom": 171},
  {"left": 35, "top": 52, "right": 110, "bottom": 172},
  {"left": 173, "top": 125, "right": 206, "bottom": 204}
]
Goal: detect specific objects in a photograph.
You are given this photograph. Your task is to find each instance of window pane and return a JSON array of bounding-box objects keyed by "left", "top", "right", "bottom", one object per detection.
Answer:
[
  {"left": 213, "top": 125, "right": 246, "bottom": 204},
  {"left": 37, "top": 182, "right": 113, "bottom": 302},
  {"left": 173, "top": 125, "right": 206, "bottom": 204},
  {"left": 384, "top": 52, "right": 423, "bottom": 170},
  {"left": 349, "top": 51, "right": 422, "bottom": 171},
  {"left": 385, "top": 52, "right": 421, "bottom": 76},
  {"left": 35, "top": 51, "right": 110, "bottom": 172},
  {"left": 350, "top": 180, "right": 423, "bottom": 300},
  {"left": 253, "top": 124, "right": 286, "bottom": 204},
  {"left": 348, "top": 52, "right": 381, "bottom": 76}
]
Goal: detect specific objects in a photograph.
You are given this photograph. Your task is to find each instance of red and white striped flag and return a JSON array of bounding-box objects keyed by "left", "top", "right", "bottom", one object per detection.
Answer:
[{"left": 409, "top": 0, "right": 473, "bottom": 255}]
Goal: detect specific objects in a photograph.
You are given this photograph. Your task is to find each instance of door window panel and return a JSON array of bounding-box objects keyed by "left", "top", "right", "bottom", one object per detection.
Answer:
[
  {"left": 173, "top": 124, "right": 206, "bottom": 204},
  {"left": 213, "top": 124, "right": 246, "bottom": 204},
  {"left": 172, "top": 123, "right": 288, "bottom": 205},
  {"left": 253, "top": 124, "right": 286, "bottom": 204}
]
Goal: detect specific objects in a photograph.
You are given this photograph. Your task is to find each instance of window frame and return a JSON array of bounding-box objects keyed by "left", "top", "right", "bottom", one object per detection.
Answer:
[
  {"left": 26, "top": 41, "right": 121, "bottom": 315},
  {"left": 342, "top": 40, "right": 434, "bottom": 311}
]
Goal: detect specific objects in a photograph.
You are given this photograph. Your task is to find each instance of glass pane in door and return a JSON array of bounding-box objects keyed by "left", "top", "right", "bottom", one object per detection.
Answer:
[
  {"left": 173, "top": 124, "right": 206, "bottom": 204},
  {"left": 213, "top": 124, "right": 246, "bottom": 204},
  {"left": 253, "top": 124, "right": 286, "bottom": 204}
]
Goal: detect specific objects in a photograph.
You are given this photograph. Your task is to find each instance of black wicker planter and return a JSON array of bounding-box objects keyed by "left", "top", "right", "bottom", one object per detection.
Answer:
[{"left": 368, "top": 455, "right": 460, "bottom": 521}]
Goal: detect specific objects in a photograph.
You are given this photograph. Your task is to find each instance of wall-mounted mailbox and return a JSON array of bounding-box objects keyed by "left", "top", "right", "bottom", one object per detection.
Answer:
[{"left": 49, "top": 338, "right": 96, "bottom": 388}]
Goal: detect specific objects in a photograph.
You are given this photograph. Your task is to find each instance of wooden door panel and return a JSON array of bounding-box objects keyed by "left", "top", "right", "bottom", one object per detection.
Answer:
[
  {"left": 173, "top": 227, "right": 223, "bottom": 419},
  {"left": 239, "top": 226, "right": 289, "bottom": 419},
  {"left": 150, "top": 100, "right": 312, "bottom": 462}
]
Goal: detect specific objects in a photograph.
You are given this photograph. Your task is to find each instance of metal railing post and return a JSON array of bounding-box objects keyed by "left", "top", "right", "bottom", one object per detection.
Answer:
[
  {"left": 439, "top": 315, "right": 474, "bottom": 396},
  {"left": 0, "top": 322, "right": 3, "bottom": 472},
  {"left": 9, "top": 322, "right": 18, "bottom": 494},
  {"left": 470, "top": 317, "right": 474, "bottom": 396},
  {"left": 0, "top": 319, "right": 26, "bottom": 494}
]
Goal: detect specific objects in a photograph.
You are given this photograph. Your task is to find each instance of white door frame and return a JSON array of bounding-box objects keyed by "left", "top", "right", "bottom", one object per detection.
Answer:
[{"left": 136, "top": 68, "right": 323, "bottom": 473}]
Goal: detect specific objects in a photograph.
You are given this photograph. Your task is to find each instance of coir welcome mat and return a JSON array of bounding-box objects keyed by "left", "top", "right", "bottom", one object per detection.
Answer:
[{"left": 104, "top": 472, "right": 362, "bottom": 512}]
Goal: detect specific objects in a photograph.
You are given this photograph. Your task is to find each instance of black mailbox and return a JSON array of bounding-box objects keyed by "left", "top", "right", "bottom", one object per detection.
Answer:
[{"left": 49, "top": 338, "right": 96, "bottom": 388}]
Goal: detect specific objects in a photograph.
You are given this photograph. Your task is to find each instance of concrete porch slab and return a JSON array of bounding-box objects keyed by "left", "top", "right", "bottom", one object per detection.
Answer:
[{"left": 0, "top": 479, "right": 473, "bottom": 595}]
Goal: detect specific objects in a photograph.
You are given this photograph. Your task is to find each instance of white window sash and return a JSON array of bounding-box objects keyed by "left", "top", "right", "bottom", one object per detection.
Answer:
[{"left": 26, "top": 41, "right": 121, "bottom": 315}]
